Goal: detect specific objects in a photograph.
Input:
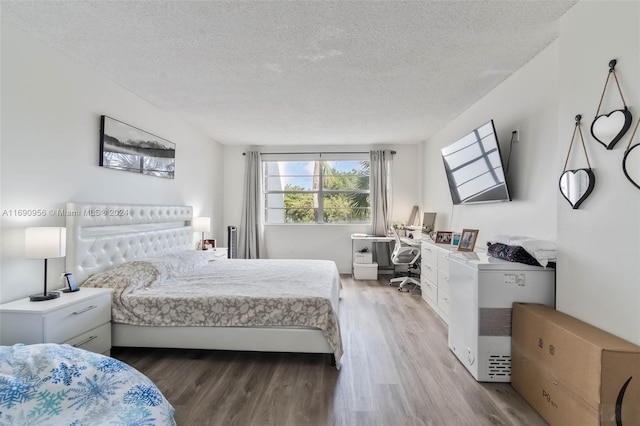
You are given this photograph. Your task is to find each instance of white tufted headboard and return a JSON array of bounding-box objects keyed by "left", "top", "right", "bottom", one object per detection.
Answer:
[{"left": 65, "top": 202, "right": 193, "bottom": 284}]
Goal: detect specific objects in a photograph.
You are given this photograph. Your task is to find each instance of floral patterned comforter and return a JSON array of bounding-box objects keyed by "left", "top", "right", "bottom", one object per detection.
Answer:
[
  {"left": 0, "top": 343, "right": 175, "bottom": 426},
  {"left": 82, "top": 251, "right": 343, "bottom": 367}
]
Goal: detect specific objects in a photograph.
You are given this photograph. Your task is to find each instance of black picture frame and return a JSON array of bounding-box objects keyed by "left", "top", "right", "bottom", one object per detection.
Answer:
[
  {"left": 62, "top": 273, "right": 80, "bottom": 293},
  {"left": 100, "top": 115, "right": 176, "bottom": 179}
]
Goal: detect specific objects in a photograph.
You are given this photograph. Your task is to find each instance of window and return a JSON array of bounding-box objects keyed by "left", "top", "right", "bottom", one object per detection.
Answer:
[{"left": 263, "top": 155, "right": 370, "bottom": 224}]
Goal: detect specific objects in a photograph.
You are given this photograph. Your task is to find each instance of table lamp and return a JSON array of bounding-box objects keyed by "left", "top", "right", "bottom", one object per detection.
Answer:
[
  {"left": 25, "top": 227, "right": 66, "bottom": 302},
  {"left": 192, "top": 217, "right": 210, "bottom": 250}
]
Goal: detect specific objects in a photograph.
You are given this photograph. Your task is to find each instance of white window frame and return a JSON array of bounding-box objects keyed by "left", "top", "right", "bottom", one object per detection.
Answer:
[{"left": 262, "top": 153, "right": 371, "bottom": 225}]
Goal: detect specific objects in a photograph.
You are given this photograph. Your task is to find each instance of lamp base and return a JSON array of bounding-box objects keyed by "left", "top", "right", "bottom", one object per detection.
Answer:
[{"left": 29, "top": 292, "right": 60, "bottom": 302}]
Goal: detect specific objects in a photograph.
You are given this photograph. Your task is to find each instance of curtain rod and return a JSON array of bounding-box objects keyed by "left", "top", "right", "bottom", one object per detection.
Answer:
[{"left": 242, "top": 150, "right": 396, "bottom": 156}]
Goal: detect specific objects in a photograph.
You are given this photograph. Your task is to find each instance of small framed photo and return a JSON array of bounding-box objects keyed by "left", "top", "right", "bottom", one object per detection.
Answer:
[
  {"left": 435, "top": 231, "right": 453, "bottom": 244},
  {"left": 197, "top": 239, "right": 217, "bottom": 250},
  {"left": 458, "top": 229, "right": 479, "bottom": 252},
  {"left": 451, "top": 232, "right": 462, "bottom": 247}
]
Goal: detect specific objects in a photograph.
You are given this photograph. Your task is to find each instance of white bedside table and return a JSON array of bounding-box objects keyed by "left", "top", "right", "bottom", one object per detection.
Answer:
[
  {"left": 0, "top": 287, "right": 112, "bottom": 355},
  {"left": 202, "top": 247, "right": 228, "bottom": 260}
]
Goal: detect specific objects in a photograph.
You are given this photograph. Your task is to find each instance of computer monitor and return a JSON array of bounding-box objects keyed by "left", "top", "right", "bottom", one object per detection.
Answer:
[{"left": 422, "top": 212, "right": 436, "bottom": 233}]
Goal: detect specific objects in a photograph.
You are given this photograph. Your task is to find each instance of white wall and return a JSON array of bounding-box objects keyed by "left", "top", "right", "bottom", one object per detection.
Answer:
[
  {"left": 556, "top": 1, "right": 640, "bottom": 344},
  {"left": 0, "top": 22, "right": 224, "bottom": 303},
  {"left": 223, "top": 144, "right": 420, "bottom": 273},
  {"left": 421, "top": 39, "right": 561, "bottom": 247},
  {"left": 421, "top": 0, "right": 640, "bottom": 345}
]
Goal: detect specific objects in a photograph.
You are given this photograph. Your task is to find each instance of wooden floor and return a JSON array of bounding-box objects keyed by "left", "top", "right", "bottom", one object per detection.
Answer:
[{"left": 112, "top": 275, "right": 546, "bottom": 426}]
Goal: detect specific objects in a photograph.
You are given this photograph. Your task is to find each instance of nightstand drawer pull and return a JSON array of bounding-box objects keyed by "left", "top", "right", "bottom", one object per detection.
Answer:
[
  {"left": 72, "top": 305, "right": 97, "bottom": 315},
  {"left": 73, "top": 335, "right": 97, "bottom": 347}
]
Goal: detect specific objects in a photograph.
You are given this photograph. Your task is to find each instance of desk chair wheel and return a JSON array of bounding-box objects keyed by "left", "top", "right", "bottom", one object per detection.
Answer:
[{"left": 399, "top": 285, "right": 417, "bottom": 293}]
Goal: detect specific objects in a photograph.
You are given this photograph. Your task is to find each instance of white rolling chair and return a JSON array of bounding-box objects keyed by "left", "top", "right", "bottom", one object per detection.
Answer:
[{"left": 389, "top": 228, "right": 421, "bottom": 292}]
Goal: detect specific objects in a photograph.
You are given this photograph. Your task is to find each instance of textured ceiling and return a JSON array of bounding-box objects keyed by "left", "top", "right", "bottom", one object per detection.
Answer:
[{"left": 2, "top": 1, "right": 577, "bottom": 146}]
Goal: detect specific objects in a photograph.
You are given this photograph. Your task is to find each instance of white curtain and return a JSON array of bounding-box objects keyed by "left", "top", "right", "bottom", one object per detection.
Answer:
[
  {"left": 239, "top": 151, "right": 264, "bottom": 259},
  {"left": 370, "top": 150, "right": 393, "bottom": 236}
]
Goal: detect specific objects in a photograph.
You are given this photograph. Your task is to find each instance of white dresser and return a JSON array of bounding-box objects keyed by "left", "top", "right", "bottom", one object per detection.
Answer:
[
  {"left": 420, "top": 240, "right": 455, "bottom": 324},
  {"left": 0, "top": 287, "right": 112, "bottom": 355}
]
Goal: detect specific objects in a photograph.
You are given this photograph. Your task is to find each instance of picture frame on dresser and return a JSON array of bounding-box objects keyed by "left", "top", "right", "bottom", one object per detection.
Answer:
[
  {"left": 451, "top": 232, "right": 462, "bottom": 247},
  {"left": 435, "top": 231, "right": 453, "bottom": 244},
  {"left": 458, "top": 229, "right": 479, "bottom": 252}
]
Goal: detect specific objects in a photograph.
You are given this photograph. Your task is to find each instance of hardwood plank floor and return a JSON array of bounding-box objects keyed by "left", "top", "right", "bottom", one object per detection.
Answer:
[{"left": 111, "top": 275, "right": 546, "bottom": 426}]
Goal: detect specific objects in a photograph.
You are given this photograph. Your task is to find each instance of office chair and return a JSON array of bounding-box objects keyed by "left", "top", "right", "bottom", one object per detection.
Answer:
[{"left": 389, "top": 228, "right": 421, "bottom": 292}]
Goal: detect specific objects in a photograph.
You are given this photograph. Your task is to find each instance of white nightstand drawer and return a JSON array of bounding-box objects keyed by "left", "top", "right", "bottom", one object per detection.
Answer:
[
  {"left": 44, "top": 293, "right": 111, "bottom": 343},
  {"left": 65, "top": 323, "right": 111, "bottom": 355},
  {"left": 202, "top": 248, "right": 228, "bottom": 260}
]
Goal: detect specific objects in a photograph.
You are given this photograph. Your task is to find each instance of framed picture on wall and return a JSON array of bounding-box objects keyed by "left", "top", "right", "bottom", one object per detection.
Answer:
[
  {"left": 435, "top": 231, "right": 453, "bottom": 244},
  {"left": 99, "top": 115, "right": 176, "bottom": 179},
  {"left": 458, "top": 229, "right": 479, "bottom": 252}
]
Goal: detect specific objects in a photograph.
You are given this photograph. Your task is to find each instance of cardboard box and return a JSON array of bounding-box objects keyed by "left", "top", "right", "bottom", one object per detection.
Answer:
[
  {"left": 353, "top": 251, "right": 373, "bottom": 264},
  {"left": 353, "top": 263, "right": 378, "bottom": 280},
  {"left": 511, "top": 303, "right": 640, "bottom": 425}
]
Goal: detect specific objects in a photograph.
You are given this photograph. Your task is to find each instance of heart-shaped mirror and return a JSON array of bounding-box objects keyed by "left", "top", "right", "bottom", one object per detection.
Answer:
[
  {"left": 559, "top": 168, "right": 596, "bottom": 209},
  {"left": 591, "top": 108, "right": 632, "bottom": 150},
  {"left": 623, "top": 144, "right": 640, "bottom": 190}
]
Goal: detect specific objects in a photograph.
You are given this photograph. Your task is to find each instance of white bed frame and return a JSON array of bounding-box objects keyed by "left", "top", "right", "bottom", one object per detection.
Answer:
[{"left": 65, "top": 202, "right": 333, "bottom": 358}]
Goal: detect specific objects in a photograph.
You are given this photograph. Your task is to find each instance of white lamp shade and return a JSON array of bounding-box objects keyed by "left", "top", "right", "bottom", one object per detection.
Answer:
[
  {"left": 25, "top": 227, "right": 66, "bottom": 259},
  {"left": 192, "top": 217, "right": 211, "bottom": 233}
]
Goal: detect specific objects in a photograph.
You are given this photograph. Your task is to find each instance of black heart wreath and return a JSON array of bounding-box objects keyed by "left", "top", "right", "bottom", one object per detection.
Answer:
[
  {"left": 559, "top": 115, "right": 596, "bottom": 209},
  {"left": 622, "top": 117, "right": 640, "bottom": 190},
  {"left": 590, "top": 59, "right": 632, "bottom": 150}
]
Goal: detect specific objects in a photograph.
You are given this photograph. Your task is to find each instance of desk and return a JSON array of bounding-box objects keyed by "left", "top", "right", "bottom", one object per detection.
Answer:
[
  {"left": 400, "top": 236, "right": 424, "bottom": 247},
  {"left": 350, "top": 234, "right": 393, "bottom": 277},
  {"left": 350, "top": 234, "right": 428, "bottom": 277}
]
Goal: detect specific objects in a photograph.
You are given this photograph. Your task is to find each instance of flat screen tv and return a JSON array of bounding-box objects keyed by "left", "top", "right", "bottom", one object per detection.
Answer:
[{"left": 441, "top": 120, "right": 511, "bottom": 205}]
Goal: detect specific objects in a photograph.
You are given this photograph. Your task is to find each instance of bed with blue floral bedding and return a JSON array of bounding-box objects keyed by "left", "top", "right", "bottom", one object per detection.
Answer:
[{"left": 0, "top": 343, "right": 175, "bottom": 425}]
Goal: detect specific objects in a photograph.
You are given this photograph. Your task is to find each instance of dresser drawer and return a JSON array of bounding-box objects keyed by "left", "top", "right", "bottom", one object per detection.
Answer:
[
  {"left": 438, "top": 290, "right": 450, "bottom": 318},
  {"left": 421, "top": 242, "right": 438, "bottom": 264},
  {"left": 44, "top": 293, "right": 111, "bottom": 343},
  {"left": 421, "top": 258, "right": 437, "bottom": 283},
  {"left": 64, "top": 322, "right": 111, "bottom": 355},
  {"left": 437, "top": 250, "right": 450, "bottom": 275},
  {"left": 421, "top": 277, "right": 438, "bottom": 303},
  {"left": 438, "top": 269, "right": 450, "bottom": 294}
]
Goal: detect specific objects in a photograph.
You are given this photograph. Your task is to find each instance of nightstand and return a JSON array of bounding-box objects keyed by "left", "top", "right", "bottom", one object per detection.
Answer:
[
  {"left": 0, "top": 287, "right": 112, "bottom": 355},
  {"left": 202, "top": 247, "right": 228, "bottom": 260}
]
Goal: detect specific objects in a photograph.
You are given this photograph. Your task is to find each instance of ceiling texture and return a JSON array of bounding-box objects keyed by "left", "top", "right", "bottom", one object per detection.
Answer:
[{"left": 2, "top": 1, "right": 577, "bottom": 146}]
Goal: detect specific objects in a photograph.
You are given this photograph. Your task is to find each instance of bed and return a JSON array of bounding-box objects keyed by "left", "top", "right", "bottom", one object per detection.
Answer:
[
  {"left": 65, "top": 202, "right": 343, "bottom": 368},
  {"left": 0, "top": 343, "right": 176, "bottom": 425}
]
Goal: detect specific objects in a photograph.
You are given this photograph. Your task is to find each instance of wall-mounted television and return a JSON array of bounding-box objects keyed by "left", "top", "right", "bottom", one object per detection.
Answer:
[{"left": 441, "top": 120, "right": 511, "bottom": 205}]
